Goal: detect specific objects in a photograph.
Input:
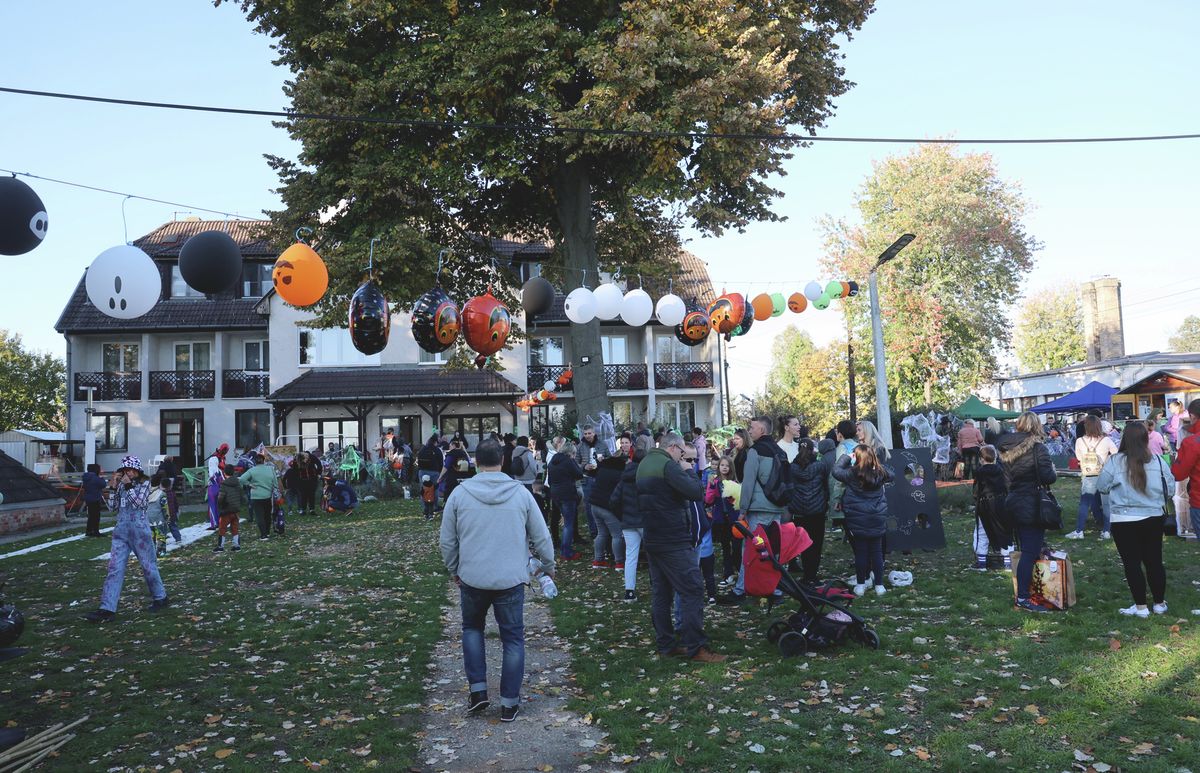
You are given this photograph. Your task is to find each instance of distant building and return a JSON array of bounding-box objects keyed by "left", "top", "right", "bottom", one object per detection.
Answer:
[{"left": 0, "top": 450, "right": 65, "bottom": 535}]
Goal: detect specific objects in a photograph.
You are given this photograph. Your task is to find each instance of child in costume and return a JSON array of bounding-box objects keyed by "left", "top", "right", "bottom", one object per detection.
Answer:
[
  {"left": 421, "top": 474, "right": 437, "bottom": 520},
  {"left": 972, "top": 445, "right": 1011, "bottom": 570},
  {"left": 146, "top": 473, "right": 169, "bottom": 558},
  {"left": 215, "top": 469, "right": 247, "bottom": 552}
]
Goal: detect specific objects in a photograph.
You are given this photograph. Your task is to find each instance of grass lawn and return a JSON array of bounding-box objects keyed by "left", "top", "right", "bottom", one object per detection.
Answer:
[
  {"left": 549, "top": 479, "right": 1200, "bottom": 772},
  {"left": 1, "top": 500, "right": 445, "bottom": 771}
]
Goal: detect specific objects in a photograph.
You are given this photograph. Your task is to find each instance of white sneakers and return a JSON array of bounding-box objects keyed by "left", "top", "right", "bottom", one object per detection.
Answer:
[
  {"left": 1152, "top": 602, "right": 1168, "bottom": 615},
  {"left": 1099, "top": 531, "right": 1111, "bottom": 540},
  {"left": 1119, "top": 605, "right": 1150, "bottom": 618},
  {"left": 1064, "top": 531, "right": 1084, "bottom": 539},
  {"left": 874, "top": 585, "right": 887, "bottom": 596},
  {"left": 853, "top": 584, "right": 867, "bottom": 597}
]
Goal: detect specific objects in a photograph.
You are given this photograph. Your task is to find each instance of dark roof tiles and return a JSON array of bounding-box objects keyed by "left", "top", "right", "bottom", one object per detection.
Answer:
[
  {"left": 268, "top": 366, "right": 522, "bottom": 403},
  {"left": 0, "top": 451, "right": 65, "bottom": 506}
]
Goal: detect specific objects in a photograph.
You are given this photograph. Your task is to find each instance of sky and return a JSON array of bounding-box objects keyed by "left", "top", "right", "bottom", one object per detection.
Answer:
[{"left": 1, "top": 1, "right": 1197, "bottom": 401}]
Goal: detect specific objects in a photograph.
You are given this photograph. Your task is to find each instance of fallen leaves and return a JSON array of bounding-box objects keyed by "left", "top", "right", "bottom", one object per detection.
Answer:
[{"left": 214, "top": 748, "right": 235, "bottom": 759}]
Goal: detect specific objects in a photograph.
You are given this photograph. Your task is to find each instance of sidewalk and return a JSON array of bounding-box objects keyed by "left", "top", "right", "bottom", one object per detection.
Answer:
[{"left": 0, "top": 504, "right": 208, "bottom": 547}]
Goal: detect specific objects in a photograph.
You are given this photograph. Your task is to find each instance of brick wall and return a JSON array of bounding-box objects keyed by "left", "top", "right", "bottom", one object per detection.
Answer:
[{"left": 0, "top": 500, "right": 66, "bottom": 536}]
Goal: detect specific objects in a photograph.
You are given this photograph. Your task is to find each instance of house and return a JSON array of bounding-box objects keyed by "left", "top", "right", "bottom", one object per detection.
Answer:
[
  {"left": 0, "top": 450, "right": 66, "bottom": 535},
  {"left": 0, "top": 430, "right": 80, "bottom": 474},
  {"left": 55, "top": 218, "right": 275, "bottom": 470}
]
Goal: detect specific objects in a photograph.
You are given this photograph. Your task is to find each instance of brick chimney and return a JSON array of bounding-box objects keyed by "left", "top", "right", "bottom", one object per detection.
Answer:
[{"left": 1081, "top": 278, "right": 1125, "bottom": 364}]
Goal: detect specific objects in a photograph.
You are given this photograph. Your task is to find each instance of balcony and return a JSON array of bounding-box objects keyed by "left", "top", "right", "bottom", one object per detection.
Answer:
[
  {"left": 527, "top": 364, "right": 650, "bottom": 392},
  {"left": 149, "top": 370, "right": 216, "bottom": 400},
  {"left": 74, "top": 371, "right": 141, "bottom": 402},
  {"left": 222, "top": 370, "right": 270, "bottom": 399},
  {"left": 654, "top": 362, "right": 714, "bottom": 390}
]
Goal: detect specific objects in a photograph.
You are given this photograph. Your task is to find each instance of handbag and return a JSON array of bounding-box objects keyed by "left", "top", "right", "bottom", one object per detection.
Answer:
[
  {"left": 1035, "top": 485, "right": 1063, "bottom": 530},
  {"left": 1157, "top": 458, "right": 1178, "bottom": 536}
]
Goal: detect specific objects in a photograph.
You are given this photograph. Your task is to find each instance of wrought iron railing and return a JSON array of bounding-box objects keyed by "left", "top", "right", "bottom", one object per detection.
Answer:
[
  {"left": 149, "top": 370, "right": 216, "bottom": 400},
  {"left": 222, "top": 370, "right": 270, "bottom": 399},
  {"left": 527, "top": 365, "right": 573, "bottom": 391},
  {"left": 527, "top": 364, "right": 652, "bottom": 391},
  {"left": 74, "top": 371, "right": 141, "bottom": 402},
  {"left": 654, "top": 362, "right": 714, "bottom": 389}
]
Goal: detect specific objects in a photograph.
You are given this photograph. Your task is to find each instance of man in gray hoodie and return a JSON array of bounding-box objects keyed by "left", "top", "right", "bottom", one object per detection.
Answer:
[{"left": 440, "top": 439, "right": 555, "bottom": 723}]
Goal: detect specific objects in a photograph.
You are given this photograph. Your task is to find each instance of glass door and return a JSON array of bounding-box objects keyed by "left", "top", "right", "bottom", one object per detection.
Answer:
[{"left": 161, "top": 409, "right": 204, "bottom": 467}]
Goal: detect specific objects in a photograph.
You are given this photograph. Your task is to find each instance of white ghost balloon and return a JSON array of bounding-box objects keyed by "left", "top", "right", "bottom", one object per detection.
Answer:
[
  {"left": 655, "top": 293, "right": 686, "bottom": 326},
  {"left": 804, "top": 281, "right": 824, "bottom": 301},
  {"left": 86, "top": 245, "right": 161, "bottom": 319},
  {"left": 564, "top": 287, "right": 597, "bottom": 324},
  {"left": 592, "top": 282, "right": 624, "bottom": 321},
  {"left": 620, "top": 288, "right": 654, "bottom": 327}
]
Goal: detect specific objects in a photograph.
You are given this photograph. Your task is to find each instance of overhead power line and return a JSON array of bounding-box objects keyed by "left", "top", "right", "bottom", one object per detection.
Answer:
[{"left": 3, "top": 85, "right": 1200, "bottom": 145}]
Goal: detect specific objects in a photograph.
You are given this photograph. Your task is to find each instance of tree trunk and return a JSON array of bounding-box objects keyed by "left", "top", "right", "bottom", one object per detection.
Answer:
[{"left": 553, "top": 160, "right": 609, "bottom": 432}]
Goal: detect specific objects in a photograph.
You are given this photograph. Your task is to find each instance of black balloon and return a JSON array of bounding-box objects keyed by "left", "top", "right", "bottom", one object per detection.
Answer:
[
  {"left": 411, "top": 285, "right": 460, "bottom": 353},
  {"left": 674, "top": 302, "right": 711, "bottom": 347},
  {"left": 847, "top": 281, "right": 860, "bottom": 297},
  {"left": 349, "top": 280, "right": 391, "bottom": 354},
  {"left": 0, "top": 176, "right": 48, "bottom": 256},
  {"left": 0, "top": 605, "right": 24, "bottom": 647},
  {"left": 730, "top": 299, "right": 755, "bottom": 338},
  {"left": 178, "top": 229, "right": 243, "bottom": 294},
  {"left": 521, "top": 276, "right": 555, "bottom": 317}
]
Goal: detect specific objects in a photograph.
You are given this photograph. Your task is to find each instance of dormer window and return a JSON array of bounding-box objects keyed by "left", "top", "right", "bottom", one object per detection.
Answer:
[
  {"left": 170, "top": 265, "right": 205, "bottom": 298},
  {"left": 242, "top": 263, "right": 273, "bottom": 298}
]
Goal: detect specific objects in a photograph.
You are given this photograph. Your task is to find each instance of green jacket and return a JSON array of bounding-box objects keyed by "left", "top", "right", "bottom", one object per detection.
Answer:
[{"left": 240, "top": 464, "right": 278, "bottom": 501}]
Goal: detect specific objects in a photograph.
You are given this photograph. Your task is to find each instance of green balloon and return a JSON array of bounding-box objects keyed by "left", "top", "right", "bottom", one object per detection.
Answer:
[
  {"left": 824, "top": 280, "right": 843, "bottom": 298},
  {"left": 770, "top": 292, "right": 786, "bottom": 317},
  {"left": 813, "top": 293, "right": 831, "bottom": 310}
]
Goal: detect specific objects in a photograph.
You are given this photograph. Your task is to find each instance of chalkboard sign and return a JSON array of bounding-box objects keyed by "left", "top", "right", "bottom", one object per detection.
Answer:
[{"left": 884, "top": 446, "right": 946, "bottom": 552}]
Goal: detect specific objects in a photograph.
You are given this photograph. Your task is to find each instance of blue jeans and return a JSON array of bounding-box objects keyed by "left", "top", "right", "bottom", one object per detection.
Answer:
[
  {"left": 622, "top": 528, "right": 643, "bottom": 591},
  {"left": 1075, "top": 491, "right": 1108, "bottom": 532},
  {"left": 557, "top": 497, "right": 578, "bottom": 559},
  {"left": 647, "top": 547, "right": 708, "bottom": 657},
  {"left": 581, "top": 478, "right": 597, "bottom": 538},
  {"left": 1015, "top": 526, "right": 1045, "bottom": 599},
  {"left": 591, "top": 505, "right": 625, "bottom": 562},
  {"left": 459, "top": 583, "right": 525, "bottom": 707}
]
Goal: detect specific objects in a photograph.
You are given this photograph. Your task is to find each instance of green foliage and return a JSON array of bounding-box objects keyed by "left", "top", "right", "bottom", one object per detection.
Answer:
[
  {"left": 0, "top": 330, "right": 65, "bottom": 431},
  {"left": 1013, "top": 285, "right": 1086, "bottom": 372},
  {"left": 750, "top": 326, "right": 874, "bottom": 433},
  {"left": 1168, "top": 314, "right": 1200, "bottom": 352},
  {"left": 222, "top": 0, "right": 875, "bottom": 416},
  {"left": 823, "top": 145, "right": 1040, "bottom": 410}
]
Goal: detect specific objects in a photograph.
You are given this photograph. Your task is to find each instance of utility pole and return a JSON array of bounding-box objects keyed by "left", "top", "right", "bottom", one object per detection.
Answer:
[
  {"left": 848, "top": 340, "right": 857, "bottom": 423},
  {"left": 869, "top": 234, "right": 916, "bottom": 449}
]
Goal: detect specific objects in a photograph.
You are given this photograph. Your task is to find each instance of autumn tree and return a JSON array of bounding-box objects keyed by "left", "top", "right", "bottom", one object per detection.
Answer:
[
  {"left": 822, "top": 144, "right": 1039, "bottom": 410},
  {"left": 0, "top": 331, "right": 66, "bottom": 432},
  {"left": 750, "top": 326, "right": 872, "bottom": 434},
  {"left": 1168, "top": 315, "right": 1200, "bottom": 352},
  {"left": 226, "top": 0, "right": 874, "bottom": 420},
  {"left": 1012, "top": 285, "right": 1085, "bottom": 372}
]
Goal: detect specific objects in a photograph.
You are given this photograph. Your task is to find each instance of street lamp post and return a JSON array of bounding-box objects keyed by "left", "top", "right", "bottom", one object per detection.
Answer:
[{"left": 868, "top": 234, "right": 916, "bottom": 449}]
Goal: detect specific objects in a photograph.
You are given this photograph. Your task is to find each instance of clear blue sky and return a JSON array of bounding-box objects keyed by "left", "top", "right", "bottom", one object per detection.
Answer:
[{"left": 2, "top": 1, "right": 1197, "bottom": 399}]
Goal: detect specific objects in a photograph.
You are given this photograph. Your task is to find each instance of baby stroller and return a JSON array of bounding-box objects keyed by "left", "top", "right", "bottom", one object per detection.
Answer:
[{"left": 734, "top": 520, "right": 880, "bottom": 656}]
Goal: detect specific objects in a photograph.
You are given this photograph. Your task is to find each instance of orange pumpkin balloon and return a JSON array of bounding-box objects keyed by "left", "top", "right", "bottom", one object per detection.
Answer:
[
  {"left": 840, "top": 281, "right": 851, "bottom": 298},
  {"left": 787, "top": 292, "right": 808, "bottom": 313},
  {"left": 272, "top": 242, "right": 329, "bottom": 307},
  {"left": 707, "top": 291, "right": 746, "bottom": 335},
  {"left": 751, "top": 293, "right": 774, "bottom": 321},
  {"left": 461, "top": 287, "right": 511, "bottom": 367}
]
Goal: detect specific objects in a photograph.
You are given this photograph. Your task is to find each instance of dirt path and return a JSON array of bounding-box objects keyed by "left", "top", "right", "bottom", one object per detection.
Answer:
[{"left": 417, "top": 584, "right": 614, "bottom": 772}]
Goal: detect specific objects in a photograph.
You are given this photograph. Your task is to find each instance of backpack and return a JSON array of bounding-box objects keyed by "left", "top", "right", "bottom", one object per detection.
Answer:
[
  {"left": 1079, "top": 439, "right": 1102, "bottom": 477},
  {"left": 761, "top": 448, "right": 794, "bottom": 507},
  {"left": 511, "top": 451, "right": 529, "bottom": 477}
]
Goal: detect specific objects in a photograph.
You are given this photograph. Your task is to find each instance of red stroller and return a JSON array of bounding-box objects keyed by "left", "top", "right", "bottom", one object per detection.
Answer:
[{"left": 735, "top": 520, "right": 880, "bottom": 656}]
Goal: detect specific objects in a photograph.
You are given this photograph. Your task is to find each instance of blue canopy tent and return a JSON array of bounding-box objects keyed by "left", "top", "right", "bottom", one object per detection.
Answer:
[{"left": 1029, "top": 381, "right": 1118, "bottom": 414}]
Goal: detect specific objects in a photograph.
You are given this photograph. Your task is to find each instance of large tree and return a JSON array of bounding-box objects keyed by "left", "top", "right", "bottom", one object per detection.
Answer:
[
  {"left": 1012, "top": 285, "right": 1085, "bottom": 372},
  {"left": 227, "top": 0, "right": 874, "bottom": 420},
  {"left": 1168, "top": 315, "right": 1200, "bottom": 352},
  {"left": 822, "top": 144, "right": 1039, "bottom": 410},
  {"left": 750, "top": 326, "right": 872, "bottom": 434},
  {"left": 0, "top": 331, "right": 66, "bottom": 432}
]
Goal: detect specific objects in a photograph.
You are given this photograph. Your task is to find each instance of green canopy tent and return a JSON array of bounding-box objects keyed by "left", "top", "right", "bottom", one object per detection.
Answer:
[{"left": 952, "top": 395, "right": 1021, "bottom": 420}]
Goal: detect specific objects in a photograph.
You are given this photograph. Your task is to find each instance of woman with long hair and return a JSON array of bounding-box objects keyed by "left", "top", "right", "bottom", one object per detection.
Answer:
[
  {"left": 856, "top": 420, "right": 889, "bottom": 463},
  {"left": 832, "top": 444, "right": 894, "bottom": 596},
  {"left": 996, "top": 412, "right": 1058, "bottom": 613},
  {"left": 729, "top": 429, "right": 751, "bottom": 482},
  {"left": 1097, "top": 421, "right": 1171, "bottom": 617},
  {"left": 547, "top": 440, "right": 584, "bottom": 560},
  {"left": 1066, "top": 415, "right": 1118, "bottom": 540},
  {"left": 788, "top": 438, "right": 831, "bottom": 583}
]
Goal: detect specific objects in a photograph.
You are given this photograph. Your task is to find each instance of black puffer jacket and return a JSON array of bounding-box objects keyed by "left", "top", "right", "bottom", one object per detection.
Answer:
[
  {"left": 996, "top": 432, "right": 1057, "bottom": 528},
  {"left": 608, "top": 460, "right": 644, "bottom": 528},
  {"left": 788, "top": 457, "right": 830, "bottom": 518},
  {"left": 588, "top": 455, "right": 626, "bottom": 509},
  {"left": 636, "top": 449, "right": 705, "bottom": 550},
  {"left": 831, "top": 456, "right": 893, "bottom": 538},
  {"left": 547, "top": 453, "right": 583, "bottom": 502}
]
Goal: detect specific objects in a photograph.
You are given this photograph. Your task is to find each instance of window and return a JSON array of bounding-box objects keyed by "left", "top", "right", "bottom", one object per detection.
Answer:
[
  {"left": 89, "top": 413, "right": 127, "bottom": 451},
  {"left": 529, "top": 337, "right": 564, "bottom": 367},
  {"left": 160, "top": 409, "right": 204, "bottom": 468},
  {"left": 378, "top": 415, "right": 420, "bottom": 448},
  {"left": 171, "top": 265, "right": 205, "bottom": 298},
  {"left": 102, "top": 342, "right": 139, "bottom": 372},
  {"left": 419, "top": 347, "right": 448, "bottom": 364},
  {"left": 236, "top": 410, "right": 271, "bottom": 450},
  {"left": 655, "top": 335, "right": 693, "bottom": 364},
  {"left": 175, "top": 342, "right": 212, "bottom": 371},
  {"left": 241, "top": 263, "right": 273, "bottom": 298},
  {"left": 611, "top": 401, "right": 634, "bottom": 432},
  {"left": 601, "top": 335, "right": 627, "bottom": 364},
  {"left": 299, "top": 328, "right": 381, "bottom": 367},
  {"left": 244, "top": 340, "right": 270, "bottom": 371},
  {"left": 299, "top": 418, "right": 361, "bottom": 455},
  {"left": 440, "top": 415, "right": 501, "bottom": 451},
  {"left": 655, "top": 400, "right": 695, "bottom": 433},
  {"left": 530, "top": 405, "right": 565, "bottom": 440}
]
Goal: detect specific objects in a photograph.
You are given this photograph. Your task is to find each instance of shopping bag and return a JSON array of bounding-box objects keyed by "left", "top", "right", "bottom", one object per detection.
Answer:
[{"left": 1011, "top": 550, "right": 1075, "bottom": 610}]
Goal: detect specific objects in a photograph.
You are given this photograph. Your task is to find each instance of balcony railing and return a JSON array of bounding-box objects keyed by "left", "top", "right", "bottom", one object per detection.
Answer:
[
  {"left": 654, "top": 362, "right": 714, "bottom": 390},
  {"left": 74, "top": 371, "right": 141, "bottom": 402},
  {"left": 149, "top": 370, "right": 216, "bottom": 400},
  {"left": 222, "top": 370, "right": 270, "bottom": 399},
  {"left": 527, "top": 364, "right": 651, "bottom": 392}
]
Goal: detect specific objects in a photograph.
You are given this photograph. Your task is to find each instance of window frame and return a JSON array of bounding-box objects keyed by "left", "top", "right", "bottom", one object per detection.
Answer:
[
  {"left": 529, "top": 336, "right": 565, "bottom": 368},
  {"left": 102, "top": 342, "right": 139, "bottom": 373},
  {"left": 235, "top": 409, "right": 271, "bottom": 450},
  {"left": 600, "top": 334, "right": 628, "bottom": 364},
  {"left": 298, "top": 418, "right": 362, "bottom": 455},
  {"left": 244, "top": 339, "right": 270, "bottom": 372},
  {"left": 298, "top": 327, "right": 381, "bottom": 368},
  {"left": 174, "top": 341, "right": 212, "bottom": 371},
  {"left": 241, "top": 262, "right": 273, "bottom": 298},
  {"left": 89, "top": 412, "right": 128, "bottom": 451},
  {"left": 170, "top": 265, "right": 206, "bottom": 298}
]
